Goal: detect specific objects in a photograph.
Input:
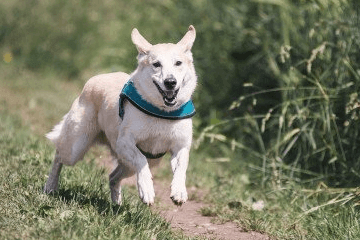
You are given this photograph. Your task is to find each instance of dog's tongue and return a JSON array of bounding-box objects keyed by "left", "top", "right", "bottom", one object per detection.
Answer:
[
  {"left": 164, "top": 90, "right": 176, "bottom": 98},
  {"left": 163, "top": 90, "right": 177, "bottom": 106}
]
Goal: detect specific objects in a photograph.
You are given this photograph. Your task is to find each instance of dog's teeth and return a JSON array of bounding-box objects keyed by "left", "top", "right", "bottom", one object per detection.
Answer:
[{"left": 163, "top": 97, "right": 177, "bottom": 107}]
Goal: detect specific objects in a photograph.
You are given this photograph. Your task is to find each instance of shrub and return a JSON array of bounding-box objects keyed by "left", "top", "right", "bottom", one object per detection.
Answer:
[{"left": 195, "top": 0, "right": 360, "bottom": 187}]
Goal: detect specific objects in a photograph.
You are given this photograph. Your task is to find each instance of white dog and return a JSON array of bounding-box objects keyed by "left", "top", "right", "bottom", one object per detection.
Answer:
[{"left": 44, "top": 26, "right": 197, "bottom": 206}]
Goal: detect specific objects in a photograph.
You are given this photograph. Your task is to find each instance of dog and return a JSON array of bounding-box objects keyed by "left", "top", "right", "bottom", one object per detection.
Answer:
[{"left": 44, "top": 25, "right": 197, "bottom": 206}]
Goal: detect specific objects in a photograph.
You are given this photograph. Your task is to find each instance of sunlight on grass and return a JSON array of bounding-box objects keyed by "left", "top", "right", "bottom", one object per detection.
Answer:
[
  {"left": 3, "top": 52, "right": 12, "bottom": 63},
  {"left": 0, "top": 65, "right": 82, "bottom": 135}
]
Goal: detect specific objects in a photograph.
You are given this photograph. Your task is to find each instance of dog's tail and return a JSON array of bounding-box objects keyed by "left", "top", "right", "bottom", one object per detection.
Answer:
[{"left": 46, "top": 114, "right": 68, "bottom": 145}]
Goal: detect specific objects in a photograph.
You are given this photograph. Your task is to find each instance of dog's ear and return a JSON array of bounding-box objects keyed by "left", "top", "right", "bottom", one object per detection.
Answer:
[
  {"left": 131, "top": 28, "right": 152, "bottom": 54},
  {"left": 177, "top": 25, "right": 196, "bottom": 52}
]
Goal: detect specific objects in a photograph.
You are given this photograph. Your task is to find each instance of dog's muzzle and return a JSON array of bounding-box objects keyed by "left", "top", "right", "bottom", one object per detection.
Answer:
[{"left": 153, "top": 80, "right": 179, "bottom": 107}]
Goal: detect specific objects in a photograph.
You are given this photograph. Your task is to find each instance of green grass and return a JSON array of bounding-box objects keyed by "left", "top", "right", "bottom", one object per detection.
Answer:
[
  {"left": 0, "top": 111, "right": 192, "bottom": 240},
  {"left": 0, "top": 65, "right": 84, "bottom": 134},
  {"left": 186, "top": 145, "right": 360, "bottom": 239}
]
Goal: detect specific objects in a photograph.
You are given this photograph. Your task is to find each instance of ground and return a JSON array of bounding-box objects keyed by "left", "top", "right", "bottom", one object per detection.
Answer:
[{"left": 98, "top": 155, "right": 269, "bottom": 240}]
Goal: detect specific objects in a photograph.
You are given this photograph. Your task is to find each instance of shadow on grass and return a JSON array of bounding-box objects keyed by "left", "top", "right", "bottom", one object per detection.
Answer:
[
  {"left": 44, "top": 185, "right": 172, "bottom": 235},
  {"left": 49, "top": 185, "right": 129, "bottom": 216}
]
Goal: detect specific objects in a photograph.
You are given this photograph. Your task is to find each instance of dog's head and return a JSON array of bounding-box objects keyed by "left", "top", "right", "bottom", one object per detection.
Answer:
[{"left": 130, "top": 26, "right": 197, "bottom": 111}]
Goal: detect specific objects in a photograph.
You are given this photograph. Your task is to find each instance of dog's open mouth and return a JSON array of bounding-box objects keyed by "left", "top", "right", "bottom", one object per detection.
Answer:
[{"left": 153, "top": 81, "right": 179, "bottom": 107}]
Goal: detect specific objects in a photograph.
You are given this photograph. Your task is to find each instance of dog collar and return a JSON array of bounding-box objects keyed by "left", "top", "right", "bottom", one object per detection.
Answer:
[{"left": 119, "top": 81, "right": 196, "bottom": 120}]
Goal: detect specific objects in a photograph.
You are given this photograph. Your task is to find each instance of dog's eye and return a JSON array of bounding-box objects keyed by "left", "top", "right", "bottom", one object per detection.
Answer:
[
  {"left": 153, "top": 62, "right": 161, "bottom": 68},
  {"left": 175, "top": 61, "right": 182, "bottom": 66}
]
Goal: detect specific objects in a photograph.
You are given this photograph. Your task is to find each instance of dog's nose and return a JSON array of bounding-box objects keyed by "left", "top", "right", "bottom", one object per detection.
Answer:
[{"left": 164, "top": 78, "right": 177, "bottom": 90}]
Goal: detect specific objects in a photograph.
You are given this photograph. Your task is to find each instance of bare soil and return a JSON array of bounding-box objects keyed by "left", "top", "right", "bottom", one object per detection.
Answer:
[{"left": 152, "top": 181, "right": 269, "bottom": 240}]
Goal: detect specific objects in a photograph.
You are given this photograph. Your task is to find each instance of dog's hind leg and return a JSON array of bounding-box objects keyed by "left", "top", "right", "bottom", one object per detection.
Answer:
[
  {"left": 44, "top": 151, "right": 63, "bottom": 193},
  {"left": 109, "top": 160, "right": 134, "bottom": 205},
  {"left": 44, "top": 99, "right": 100, "bottom": 193}
]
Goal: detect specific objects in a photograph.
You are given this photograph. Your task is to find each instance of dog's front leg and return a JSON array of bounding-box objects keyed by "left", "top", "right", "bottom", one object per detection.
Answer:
[
  {"left": 170, "top": 148, "right": 189, "bottom": 205},
  {"left": 116, "top": 137, "right": 155, "bottom": 206}
]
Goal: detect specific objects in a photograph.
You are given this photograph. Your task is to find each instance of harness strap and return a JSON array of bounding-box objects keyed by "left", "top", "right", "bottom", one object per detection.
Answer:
[
  {"left": 137, "top": 146, "right": 167, "bottom": 159},
  {"left": 119, "top": 81, "right": 196, "bottom": 120}
]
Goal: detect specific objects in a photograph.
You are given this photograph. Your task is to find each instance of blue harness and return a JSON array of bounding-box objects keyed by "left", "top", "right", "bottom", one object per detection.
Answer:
[
  {"left": 119, "top": 81, "right": 196, "bottom": 120},
  {"left": 119, "top": 80, "right": 196, "bottom": 158}
]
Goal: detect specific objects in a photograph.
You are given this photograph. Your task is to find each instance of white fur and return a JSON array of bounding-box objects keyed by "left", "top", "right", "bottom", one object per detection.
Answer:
[{"left": 44, "top": 26, "right": 197, "bottom": 206}]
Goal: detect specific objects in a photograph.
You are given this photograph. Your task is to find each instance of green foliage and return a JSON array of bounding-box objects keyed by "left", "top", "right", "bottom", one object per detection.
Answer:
[
  {"left": 186, "top": 148, "right": 360, "bottom": 239},
  {"left": 0, "top": 0, "right": 186, "bottom": 78},
  {"left": 195, "top": 0, "right": 360, "bottom": 187}
]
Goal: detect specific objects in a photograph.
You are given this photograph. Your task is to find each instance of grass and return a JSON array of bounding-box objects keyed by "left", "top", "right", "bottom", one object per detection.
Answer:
[
  {"left": 187, "top": 145, "right": 360, "bottom": 239},
  {"left": 0, "top": 65, "right": 83, "bottom": 135},
  {"left": 0, "top": 110, "right": 191, "bottom": 240}
]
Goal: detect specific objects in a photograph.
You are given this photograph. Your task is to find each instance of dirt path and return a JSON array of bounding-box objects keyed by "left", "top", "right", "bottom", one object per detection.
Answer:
[
  {"left": 152, "top": 181, "right": 269, "bottom": 240},
  {"left": 98, "top": 155, "right": 269, "bottom": 240}
]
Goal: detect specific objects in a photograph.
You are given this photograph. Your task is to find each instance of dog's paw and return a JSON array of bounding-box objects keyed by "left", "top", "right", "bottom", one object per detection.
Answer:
[
  {"left": 137, "top": 172, "right": 155, "bottom": 206},
  {"left": 43, "top": 187, "right": 53, "bottom": 194},
  {"left": 170, "top": 186, "right": 188, "bottom": 206},
  {"left": 43, "top": 183, "right": 58, "bottom": 194},
  {"left": 110, "top": 187, "right": 122, "bottom": 205},
  {"left": 138, "top": 183, "right": 155, "bottom": 206}
]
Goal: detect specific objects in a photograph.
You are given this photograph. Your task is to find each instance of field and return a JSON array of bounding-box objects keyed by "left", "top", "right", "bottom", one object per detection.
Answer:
[{"left": 1, "top": 0, "right": 360, "bottom": 239}]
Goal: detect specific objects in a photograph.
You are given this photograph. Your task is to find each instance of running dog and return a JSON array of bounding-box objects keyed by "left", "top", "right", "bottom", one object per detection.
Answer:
[{"left": 44, "top": 26, "right": 197, "bottom": 206}]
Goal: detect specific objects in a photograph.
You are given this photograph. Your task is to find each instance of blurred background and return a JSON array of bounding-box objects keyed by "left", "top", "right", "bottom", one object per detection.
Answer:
[{"left": 1, "top": 0, "right": 360, "bottom": 189}]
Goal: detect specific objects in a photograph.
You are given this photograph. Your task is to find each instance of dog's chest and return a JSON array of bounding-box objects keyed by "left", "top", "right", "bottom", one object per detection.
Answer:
[
  {"left": 137, "top": 118, "right": 192, "bottom": 154},
  {"left": 121, "top": 106, "right": 192, "bottom": 155}
]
